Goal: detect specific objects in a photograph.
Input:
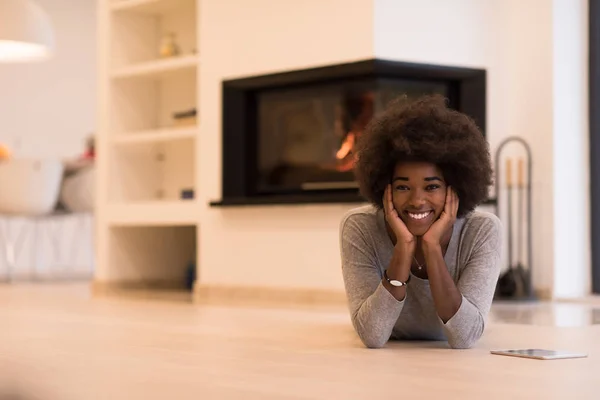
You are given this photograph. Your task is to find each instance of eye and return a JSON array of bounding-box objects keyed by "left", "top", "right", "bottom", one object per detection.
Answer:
[
  {"left": 394, "top": 185, "right": 409, "bottom": 191},
  {"left": 426, "top": 184, "right": 441, "bottom": 191}
]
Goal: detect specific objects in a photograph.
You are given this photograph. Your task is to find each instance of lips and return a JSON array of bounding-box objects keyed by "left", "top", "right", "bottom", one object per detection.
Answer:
[{"left": 405, "top": 211, "right": 433, "bottom": 221}]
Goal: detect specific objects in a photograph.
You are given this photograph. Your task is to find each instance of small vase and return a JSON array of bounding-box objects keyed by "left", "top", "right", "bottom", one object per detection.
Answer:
[{"left": 159, "top": 32, "right": 180, "bottom": 58}]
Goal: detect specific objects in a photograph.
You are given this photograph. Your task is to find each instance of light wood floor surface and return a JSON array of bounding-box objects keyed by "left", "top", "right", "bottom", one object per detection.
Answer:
[{"left": 0, "top": 284, "right": 597, "bottom": 400}]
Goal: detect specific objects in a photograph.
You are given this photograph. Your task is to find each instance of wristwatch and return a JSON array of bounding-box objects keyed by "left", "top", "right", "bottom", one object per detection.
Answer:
[{"left": 384, "top": 269, "right": 410, "bottom": 287}]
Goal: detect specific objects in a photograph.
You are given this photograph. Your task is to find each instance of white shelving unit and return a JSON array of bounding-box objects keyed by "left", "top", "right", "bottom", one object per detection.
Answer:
[{"left": 96, "top": 0, "right": 200, "bottom": 290}]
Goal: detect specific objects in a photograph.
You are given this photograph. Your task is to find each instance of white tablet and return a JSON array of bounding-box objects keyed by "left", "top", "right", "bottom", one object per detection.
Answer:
[{"left": 491, "top": 349, "right": 588, "bottom": 360}]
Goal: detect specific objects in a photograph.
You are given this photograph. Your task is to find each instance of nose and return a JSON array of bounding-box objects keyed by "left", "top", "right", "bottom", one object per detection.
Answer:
[{"left": 408, "top": 189, "right": 426, "bottom": 209}]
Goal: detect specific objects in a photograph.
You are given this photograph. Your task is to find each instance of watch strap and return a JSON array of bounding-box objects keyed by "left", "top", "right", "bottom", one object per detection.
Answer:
[{"left": 384, "top": 269, "right": 410, "bottom": 287}]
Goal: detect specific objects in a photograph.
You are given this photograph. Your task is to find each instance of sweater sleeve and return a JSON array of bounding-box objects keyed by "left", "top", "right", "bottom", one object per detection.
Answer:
[
  {"left": 339, "top": 215, "right": 405, "bottom": 348},
  {"left": 440, "top": 214, "right": 502, "bottom": 349}
]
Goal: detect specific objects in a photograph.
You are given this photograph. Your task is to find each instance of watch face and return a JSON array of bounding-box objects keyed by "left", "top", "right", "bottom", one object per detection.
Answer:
[{"left": 390, "top": 279, "right": 404, "bottom": 287}]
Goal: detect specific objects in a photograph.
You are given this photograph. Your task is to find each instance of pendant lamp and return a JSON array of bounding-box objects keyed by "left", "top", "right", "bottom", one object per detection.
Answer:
[{"left": 0, "top": 0, "right": 55, "bottom": 62}]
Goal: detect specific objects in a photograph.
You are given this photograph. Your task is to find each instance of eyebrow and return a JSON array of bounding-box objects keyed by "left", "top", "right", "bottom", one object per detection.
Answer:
[{"left": 392, "top": 176, "right": 443, "bottom": 182}]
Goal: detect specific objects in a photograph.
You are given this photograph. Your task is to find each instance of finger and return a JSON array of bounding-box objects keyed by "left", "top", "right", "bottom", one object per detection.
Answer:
[
  {"left": 388, "top": 185, "right": 397, "bottom": 213},
  {"left": 454, "top": 190, "right": 459, "bottom": 210},
  {"left": 389, "top": 198, "right": 400, "bottom": 219},
  {"left": 385, "top": 184, "right": 390, "bottom": 207},
  {"left": 382, "top": 185, "right": 387, "bottom": 206},
  {"left": 451, "top": 188, "right": 458, "bottom": 218},
  {"left": 446, "top": 186, "right": 455, "bottom": 220},
  {"left": 383, "top": 185, "right": 391, "bottom": 216}
]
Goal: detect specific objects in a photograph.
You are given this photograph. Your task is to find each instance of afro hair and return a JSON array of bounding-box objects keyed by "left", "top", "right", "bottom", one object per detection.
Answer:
[{"left": 353, "top": 94, "right": 493, "bottom": 218}]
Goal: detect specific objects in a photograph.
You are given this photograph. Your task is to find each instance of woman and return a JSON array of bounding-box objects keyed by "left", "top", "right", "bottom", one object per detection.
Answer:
[{"left": 340, "top": 94, "right": 502, "bottom": 349}]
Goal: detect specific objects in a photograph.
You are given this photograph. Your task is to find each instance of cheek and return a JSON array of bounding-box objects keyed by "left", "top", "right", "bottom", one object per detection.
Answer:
[
  {"left": 391, "top": 193, "right": 407, "bottom": 210},
  {"left": 392, "top": 199, "right": 403, "bottom": 213},
  {"left": 432, "top": 193, "right": 446, "bottom": 213}
]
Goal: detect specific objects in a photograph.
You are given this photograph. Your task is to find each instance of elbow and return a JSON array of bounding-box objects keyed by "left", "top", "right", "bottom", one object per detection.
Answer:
[
  {"left": 445, "top": 308, "right": 486, "bottom": 349},
  {"left": 360, "top": 334, "right": 388, "bottom": 349},
  {"left": 447, "top": 329, "right": 483, "bottom": 349},
  {"left": 352, "top": 318, "right": 390, "bottom": 349},
  {"left": 448, "top": 337, "right": 478, "bottom": 349}
]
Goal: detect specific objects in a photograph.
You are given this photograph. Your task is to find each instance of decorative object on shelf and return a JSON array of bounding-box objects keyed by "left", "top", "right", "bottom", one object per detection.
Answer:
[
  {"left": 493, "top": 136, "right": 534, "bottom": 301},
  {"left": 180, "top": 188, "right": 194, "bottom": 199},
  {"left": 159, "top": 32, "right": 180, "bottom": 58},
  {"left": 173, "top": 108, "right": 197, "bottom": 126},
  {"left": 0, "top": 0, "right": 55, "bottom": 62}
]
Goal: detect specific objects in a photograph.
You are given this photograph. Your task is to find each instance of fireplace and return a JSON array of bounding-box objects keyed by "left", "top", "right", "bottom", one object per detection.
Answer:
[{"left": 210, "top": 58, "right": 486, "bottom": 206}]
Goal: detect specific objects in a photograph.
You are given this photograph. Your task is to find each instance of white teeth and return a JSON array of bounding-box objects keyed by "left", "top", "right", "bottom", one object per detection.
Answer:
[{"left": 408, "top": 211, "right": 431, "bottom": 220}]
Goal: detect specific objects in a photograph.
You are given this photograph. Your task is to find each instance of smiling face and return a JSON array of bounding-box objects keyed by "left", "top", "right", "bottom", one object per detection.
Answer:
[{"left": 391, "top": 161, "right": 447, "bottom": 237}]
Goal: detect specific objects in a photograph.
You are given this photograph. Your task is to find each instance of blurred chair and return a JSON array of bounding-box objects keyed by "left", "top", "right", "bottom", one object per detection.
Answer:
[{"left": 60, "top": 163, "right": 95, "bottom": 213}]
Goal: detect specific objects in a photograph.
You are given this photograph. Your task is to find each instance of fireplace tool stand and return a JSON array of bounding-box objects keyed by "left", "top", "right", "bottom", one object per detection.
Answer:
[{"left": 493, "top": 136, "right": 535, "bottom": 301}]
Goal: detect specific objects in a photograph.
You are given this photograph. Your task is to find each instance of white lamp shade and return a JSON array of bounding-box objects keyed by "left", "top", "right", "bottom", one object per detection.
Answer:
[{"left": 0, "top": 0, "right": 55, "bottom": 62}]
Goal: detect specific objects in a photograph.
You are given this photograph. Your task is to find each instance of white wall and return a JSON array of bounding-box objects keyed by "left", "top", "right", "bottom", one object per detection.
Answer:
[
  {"left": 499, "top": 0, "right": 555, "bottom": 295},
  {"left": 552, "top": 0, "right": 590, "bottom": 298},
  {"left": 374, "top": 0, "right": 593, "bottom": 298},
  {"left": 374, "top": 0, "right": 501, "bottom": 68},
  {"left": 197, "top": 0, "right": 590, "bottom": 298},
  {"left": 0, "top": 0, "right": 97, "bottom": 159},
  {"left": 198, "top": 0, "right": 374, "bottom": 291}
]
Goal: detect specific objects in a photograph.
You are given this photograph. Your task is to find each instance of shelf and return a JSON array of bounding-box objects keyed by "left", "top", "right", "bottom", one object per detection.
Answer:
[
  {"left": 112, "top": 55, "right": 198, "bottom": 80},
  {"left": 112, "top": 126, "right": 197, "bottom": 145},
  {"left": 106, "top": 201, "right": 199, "bottom": 226},
  {"left": 105, "top": 224, "right": 196, "bottom": 287},
  {"left": 109, "top": 138, "right": 194, "bottom": 203},
  {"left": 111, "top": 0, "right": 195, "bottom": 15}
]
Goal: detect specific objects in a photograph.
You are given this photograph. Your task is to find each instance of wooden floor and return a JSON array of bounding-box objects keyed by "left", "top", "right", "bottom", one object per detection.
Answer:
[{"left": 0, "top": 284, "right": 597, "bottom": 400}]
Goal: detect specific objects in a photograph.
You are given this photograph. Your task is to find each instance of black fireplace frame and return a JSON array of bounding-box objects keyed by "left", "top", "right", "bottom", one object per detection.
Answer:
[{"left": 210, "top": 58, "right": 486, "bottom": 207}]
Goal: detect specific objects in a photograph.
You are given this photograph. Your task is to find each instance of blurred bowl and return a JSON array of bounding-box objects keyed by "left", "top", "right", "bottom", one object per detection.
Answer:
[{"left": 0, "top": 158, "right": 64, "bottom": 215}]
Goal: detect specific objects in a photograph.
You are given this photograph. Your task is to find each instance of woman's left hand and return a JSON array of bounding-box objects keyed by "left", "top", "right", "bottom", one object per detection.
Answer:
[{"left": 422, "top": 186, "right": 459, "bottom": 246}]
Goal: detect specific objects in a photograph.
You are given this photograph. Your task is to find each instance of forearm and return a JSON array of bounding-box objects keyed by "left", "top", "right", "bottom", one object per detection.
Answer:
[
  {"left": 422, "top": 241, "right": 462, "bottom": 323},
  {"left": 352, "top": 245, "right": 413, "bottom": 348},
  {"left": 381, "top": 244, "right": 413, "bottom": 301},
  {"left": 351, "top": 283, "right": 405, "bottom": 348},
  {"left": 419, "top": 214, "right": 502, "bottom": 349},
  {"left": 422, "top": 241, "right": 489, "bottom": 348}
]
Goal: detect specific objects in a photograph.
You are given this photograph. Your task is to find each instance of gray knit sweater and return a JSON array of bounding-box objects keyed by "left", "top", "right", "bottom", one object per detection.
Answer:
[{"left": 339, "top": 205, "right": 502, "bottom": 349}]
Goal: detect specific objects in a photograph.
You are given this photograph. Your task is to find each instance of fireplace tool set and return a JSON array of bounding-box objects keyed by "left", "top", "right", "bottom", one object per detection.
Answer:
[{"left": 493, "top": 137, "right": 534, "bottom": 300}]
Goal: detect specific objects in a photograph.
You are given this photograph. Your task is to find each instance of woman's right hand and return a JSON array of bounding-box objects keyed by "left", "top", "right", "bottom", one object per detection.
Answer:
[{"left": 383, "top": 184, "right": 415, "bottom": 250}]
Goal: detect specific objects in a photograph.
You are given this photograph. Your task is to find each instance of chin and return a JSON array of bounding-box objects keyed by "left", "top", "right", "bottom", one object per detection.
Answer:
[
  {"left": 408, "top": 226, "right": 431, "bottom": 237},
  {"left": 400, "top": 219, "right": 432, "bottom": 237}
]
